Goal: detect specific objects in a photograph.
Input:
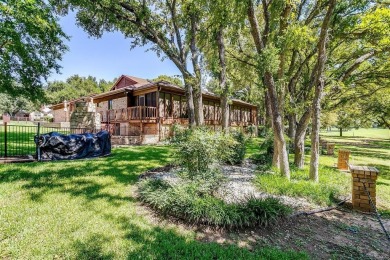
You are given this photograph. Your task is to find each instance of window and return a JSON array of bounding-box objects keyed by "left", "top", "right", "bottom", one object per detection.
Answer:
[
  {"left": 139, "top": 95, "right": 145, "bottom": 106},
  {"left": 108, "top": 100, "right": 113, "bottom": 110},
  {"left": 145, "top": 92, "right": 156, "bottom": 107}
]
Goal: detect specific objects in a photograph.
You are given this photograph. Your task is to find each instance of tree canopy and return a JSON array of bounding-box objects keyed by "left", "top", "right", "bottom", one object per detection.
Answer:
[
  {"left": 0, "top": 0, "right": 68, "bottom": 100},
  {"left": 45, "top": 75, "right": 114, "bottom": 104}
]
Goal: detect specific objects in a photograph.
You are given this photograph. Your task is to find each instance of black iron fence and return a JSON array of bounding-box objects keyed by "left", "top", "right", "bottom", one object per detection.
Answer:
[{"left": 0, "top": 123, "right": 103, "bottom": 158}]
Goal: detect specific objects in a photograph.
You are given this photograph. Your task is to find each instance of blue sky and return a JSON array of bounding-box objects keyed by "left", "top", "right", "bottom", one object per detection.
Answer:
[{"left": 47, "top": 12, "right": 181, "bottom": 82}]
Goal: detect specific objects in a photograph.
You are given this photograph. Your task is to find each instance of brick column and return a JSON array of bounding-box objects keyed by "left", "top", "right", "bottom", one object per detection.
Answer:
[
  {"left": 338, "top": 149, "right": 350, "bottom": 170},
  {"left": 326, "top": 143, "right": 335, "bottom": 155},
  {"left": 350, "top": 165, "right": 379, "bottom": 212}
]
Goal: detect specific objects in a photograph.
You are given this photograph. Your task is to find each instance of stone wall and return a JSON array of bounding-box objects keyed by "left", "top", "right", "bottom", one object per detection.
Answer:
[
  {"left": 70, "top": 101, "right": 101, "bottom": 130},
  {"left": 113, "top": 97, "right": 127, "bottom": 109}
]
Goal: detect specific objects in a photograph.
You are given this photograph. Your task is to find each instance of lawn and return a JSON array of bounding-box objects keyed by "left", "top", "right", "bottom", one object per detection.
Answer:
[
  {"left": 253, "top": 128, "right": 390, "bottom": 215},
  {"left": 0, "top": 145, "right": 305, "bottom": 259}
]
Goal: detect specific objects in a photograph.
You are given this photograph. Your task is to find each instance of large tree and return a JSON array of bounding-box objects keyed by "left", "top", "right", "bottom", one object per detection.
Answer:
[
  {"left": 55, "top": 0, "right": 207, "bottom": 126},
  {"left": 45, "top": 75, "right": 114, "bottom": 104},
  {"left": 0, "top": 0, "right": 67, "bottom": 100}
]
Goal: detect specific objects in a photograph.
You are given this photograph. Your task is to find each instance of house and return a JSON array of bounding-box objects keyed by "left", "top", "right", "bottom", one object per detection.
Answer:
[{"left": 51, "top": 75, "right": 258, "bottom": 144}]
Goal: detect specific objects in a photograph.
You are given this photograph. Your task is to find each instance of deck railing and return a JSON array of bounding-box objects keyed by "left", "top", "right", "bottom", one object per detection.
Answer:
[{"left": 102, "top": 106, "right": 157, "bottom": 122}]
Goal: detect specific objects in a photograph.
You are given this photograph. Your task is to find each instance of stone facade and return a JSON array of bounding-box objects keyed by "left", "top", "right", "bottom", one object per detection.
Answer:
[
  {"left": 70, "top": 101, "right": 101, "bottom": 131},
  {"left": 350, "top": 165, "right": 379, "bottom": 212},
  {"left": 113, "top": 97, "right": 127, "bottom": 110}
]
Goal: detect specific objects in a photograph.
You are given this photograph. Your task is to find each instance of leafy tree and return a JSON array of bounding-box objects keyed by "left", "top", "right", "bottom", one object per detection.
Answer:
[
  {"left": 45, "top": 75, "right": 114, "bottom": 104},
  {"left": 0, "top": 0, "right": 68, "bottom": 100},
  {"left": 151, "top": 75, "right": 183, "bottom": 87},
  {"left": 0, "top": 93, "right": 37, "bottom": 115},
  {"left": 54, "top": 0, "right": 207, "bottom": 126}
]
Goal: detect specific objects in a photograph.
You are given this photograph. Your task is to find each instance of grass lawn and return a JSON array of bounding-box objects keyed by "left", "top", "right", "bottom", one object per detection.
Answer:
[
  {"left": 253, "top": 128, "right": 390, "bottom": 215},
  {"left": 0, "top": 145, "right": 305, "bottom": 259}
]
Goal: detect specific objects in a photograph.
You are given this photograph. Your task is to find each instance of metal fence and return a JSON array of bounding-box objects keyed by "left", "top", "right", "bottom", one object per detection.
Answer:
[{"left": 0, "top": 123, "right": 102, "bottom": 158}]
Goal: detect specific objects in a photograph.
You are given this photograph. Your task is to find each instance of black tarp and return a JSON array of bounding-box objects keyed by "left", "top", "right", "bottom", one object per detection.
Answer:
[{"left": 35, "top": 131, "right": 111, "bottom": 160}]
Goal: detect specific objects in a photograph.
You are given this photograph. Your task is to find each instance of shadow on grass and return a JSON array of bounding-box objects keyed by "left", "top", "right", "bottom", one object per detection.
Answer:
[
  {"left": 0, "top": 146, "right": 173, "bottom": 204},
  {"left": 70, "top": 212, "right": 307, "bottom": 260}
]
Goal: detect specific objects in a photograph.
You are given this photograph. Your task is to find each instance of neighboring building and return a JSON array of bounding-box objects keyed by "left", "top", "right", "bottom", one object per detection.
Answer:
[{"left": 51, "top": 75, "right": 258, "bottom": 144}]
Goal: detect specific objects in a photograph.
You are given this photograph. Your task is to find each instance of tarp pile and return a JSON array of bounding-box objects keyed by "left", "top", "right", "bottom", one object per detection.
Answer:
[{"left": 35, "top": 131, "right": 111, "bottom": 160}]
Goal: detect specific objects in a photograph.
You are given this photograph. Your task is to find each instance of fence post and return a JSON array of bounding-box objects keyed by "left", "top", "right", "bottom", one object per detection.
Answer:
[
  {"left": 36, "top": 122, "right": 41, "bottom": 161},
  {"left": 4, "top": 122, "right": 7, "bottom": 157}
]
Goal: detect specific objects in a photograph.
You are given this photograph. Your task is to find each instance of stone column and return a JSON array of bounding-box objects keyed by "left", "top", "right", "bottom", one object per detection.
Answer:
[
  {"left": 70, "top": 100, "right": 100, "bottom": 132},
  {"left": 350, "top": 165, "right": 379, "bottom": 212}
]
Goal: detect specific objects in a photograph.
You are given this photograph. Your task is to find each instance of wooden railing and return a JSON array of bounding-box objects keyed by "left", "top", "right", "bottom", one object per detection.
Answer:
[{"left": 101, "top": 106, "right": 157, "bottom": 122}]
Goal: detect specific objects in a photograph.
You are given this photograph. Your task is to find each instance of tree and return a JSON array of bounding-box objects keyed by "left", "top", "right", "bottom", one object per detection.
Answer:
[
  {"left": 309, "top": 0, "right": 336, "bottom": 182},
  {"left": 45, "top": 75, "right": 115, "bottom": 104},
  {"left": 0, "top": 0, "right": 67, "bottom": 100},
  {"left": 151, "top": 75, "right": 183, "bottom": 87},
  {"left": 246, "top": 0, "right": 292, "bottom": 179},
  {"left": 55, "top": 0, "right": 207, "bottom": 126},
  {"left": 0, "top": 93, "right": 37, "bottom": 115}
]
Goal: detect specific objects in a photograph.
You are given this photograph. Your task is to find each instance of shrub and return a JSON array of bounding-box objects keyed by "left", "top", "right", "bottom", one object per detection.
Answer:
[
  {"left": 172, "top": 127, "right": 236, "bottom": 179},
  {"left": 226, "top": 131, "right": 246, "bottom": 165},
  {"left": 138, "top": 179, "right": 292, "bottom": 228}
]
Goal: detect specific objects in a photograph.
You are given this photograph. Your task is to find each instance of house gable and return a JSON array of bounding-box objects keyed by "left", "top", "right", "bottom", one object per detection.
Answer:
[{"left": 110, "top": 75, "right": 138, "bottom": 91}]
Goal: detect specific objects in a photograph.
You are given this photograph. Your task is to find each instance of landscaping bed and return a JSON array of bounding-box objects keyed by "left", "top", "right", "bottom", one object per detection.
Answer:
[{"left": 139, "top": 160, "right": 321, "bottom": 211}]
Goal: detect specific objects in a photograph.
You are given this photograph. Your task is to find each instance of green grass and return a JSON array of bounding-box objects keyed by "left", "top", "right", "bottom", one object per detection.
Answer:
[
  {"left": 245, "top": 137, "right": 264, "bottom": 159},
  {"left": 254, "top": 165, "right": 349, "bottom": 206},
  {"left": 0, "top": 124, "right": 100, "bottom": 157},
  {"left": 321, "top": 128, "right": 390, "bottom": 215},
  {"left": 254, "top": 128, "right": 390, "bottom": 214},
  {"left": 0, "top": 145, "right": 306, "bottom": 259},
  {"left": 321, "top": 127, "right": 390, "bottom": 139}
]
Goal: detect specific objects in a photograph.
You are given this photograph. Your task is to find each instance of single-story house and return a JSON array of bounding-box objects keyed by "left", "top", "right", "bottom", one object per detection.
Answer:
[{"left": 51, "top": 75, "right": 258, "bottom": 144}]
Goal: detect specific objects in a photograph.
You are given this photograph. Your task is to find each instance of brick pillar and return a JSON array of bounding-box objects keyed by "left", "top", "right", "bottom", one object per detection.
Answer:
[
  {"left": 338, "top": 149, "right": 350, "bottom": 170},
  {"left": 350, "top": 165, "right": 379, "bottom": 212},
  {"left": 326, "top": 143, "right": 335, "bottom": 155}
]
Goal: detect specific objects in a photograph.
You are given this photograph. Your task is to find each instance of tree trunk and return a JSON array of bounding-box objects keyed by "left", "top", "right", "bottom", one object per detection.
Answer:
[
  {"left": 193, "top": 88, "right": 204, "bottom": 126},
  {"left": 294, "top": 109, "right": 311, "bottom": 168},
  {"left": 221, "top": 94, "right": 229, "bottom": 132},
  {"left": 217, "top": 26, "right": 229, "bottom": 132},
  {"left": 309, "top": 80, "right": 323, "bottom": 182},
  {"left": 339, "top": 127, "right": 343, "bottom": 137},
  {"left": 247, "top": 0, "right": 289, "bottom": 178},
  {"left": 309, "top": 0, "right": 335, "bottom": 182},
  {"left": 288, "top": 114, "right": 297, "bottom": 140},
  {"left": 183, "top": 76, "right": 196, "bottom": 127},
  {"left": 189, "top": 12, "right": 204, "bottom": 126},
  {"left": 264, "top": 89, "right": 273, "bottom": 128},
  {"left": 264, "top": 72, "right": 290, "bottom": 179}
]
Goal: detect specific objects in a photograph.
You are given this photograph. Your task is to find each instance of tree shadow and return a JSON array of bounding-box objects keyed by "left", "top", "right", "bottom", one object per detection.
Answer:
[
  {"left": 0, "top": 146, "right": 173, "bottom": 204},
  {"left": 72, "top": 234, "right": 115, "bottom": 260}
]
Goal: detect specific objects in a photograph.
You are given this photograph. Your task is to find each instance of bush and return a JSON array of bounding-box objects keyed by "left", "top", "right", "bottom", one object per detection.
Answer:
[
  {"left": 172, "top": 127, "right": 237, "bottom": 179},
  {"left": 226, "top": 131, "right": 246, "bottom": 165},
  {"left": 138, "top": 179, "right": 292, "bottom": 228}
]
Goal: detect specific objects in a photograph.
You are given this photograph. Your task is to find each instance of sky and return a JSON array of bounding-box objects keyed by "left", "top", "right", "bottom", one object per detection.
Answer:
[{"left": 47, "top": 12, "right": 181, "bottom": 83}]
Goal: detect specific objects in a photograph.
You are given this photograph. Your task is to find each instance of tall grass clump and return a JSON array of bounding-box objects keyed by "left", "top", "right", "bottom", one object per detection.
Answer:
[{"left": 139, "top": 178, "right": 291, "bottom": 227}]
